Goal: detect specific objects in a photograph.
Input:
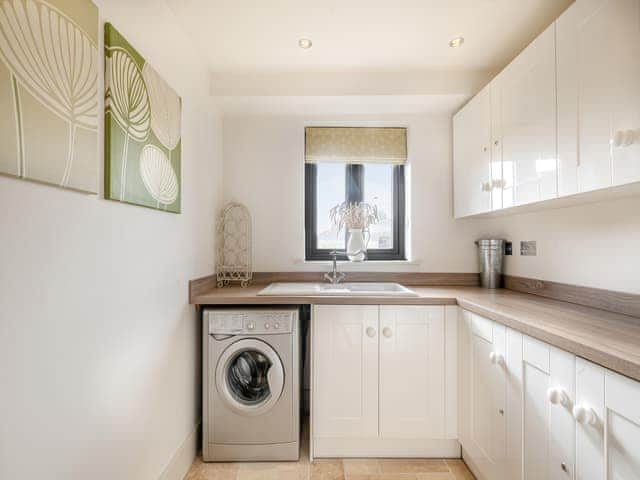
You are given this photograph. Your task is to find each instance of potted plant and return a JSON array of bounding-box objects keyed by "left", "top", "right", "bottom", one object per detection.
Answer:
[{"left": 329, "top": 201, "right": 379, "bottom": 262}]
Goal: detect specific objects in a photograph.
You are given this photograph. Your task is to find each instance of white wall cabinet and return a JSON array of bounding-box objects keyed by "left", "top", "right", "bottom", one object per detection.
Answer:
[
  {"left": 557, "top": 0, "right": 640, "bottom": 195},
  {"left": 453, "top": 85, "right": 493, "bottom": 217},
  {"left": 459, "top": 308, "right": 640, "bottom": 480},
  {"left": 313, "top": 304, "right": 457, "bottom": 457},
  {"left": 454, "top": 0, "right": 640, "bottom": 218},
  {"left": 493, "top": 24, "right": 558, "bottom": 208}
]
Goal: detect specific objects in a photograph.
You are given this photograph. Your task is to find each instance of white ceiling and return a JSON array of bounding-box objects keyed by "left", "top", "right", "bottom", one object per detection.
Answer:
[{"left": 167, "top": 0, "right": 572, "bottom": 73}]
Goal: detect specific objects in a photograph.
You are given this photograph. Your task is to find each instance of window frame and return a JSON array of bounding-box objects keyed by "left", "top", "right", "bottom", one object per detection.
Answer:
[{"left": 304, "top": 162, "right": 406, "bottom": 261}]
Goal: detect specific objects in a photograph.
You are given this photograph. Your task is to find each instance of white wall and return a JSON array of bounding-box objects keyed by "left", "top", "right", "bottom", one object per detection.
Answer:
[
  {"left": 0, "top": 1, "right": 223, "bottom": 479},
  {"left": 480, "top": 197, "right": 640, "bottom": 294},
  {"left": 222, "top": 111, "right": 640, "bottom": 295},
  {"left": 222, "top": 113, "right": 482, "bottom": 273}
]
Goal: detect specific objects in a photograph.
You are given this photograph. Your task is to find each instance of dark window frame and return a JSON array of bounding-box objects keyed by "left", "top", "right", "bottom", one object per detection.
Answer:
[{"left": 305, "top": 163, "right": 406, "bottom": 261}]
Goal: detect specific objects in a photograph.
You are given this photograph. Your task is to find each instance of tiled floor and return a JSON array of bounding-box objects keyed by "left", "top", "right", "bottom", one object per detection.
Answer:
[{"left": 185, "top": 421, "right": 475, "bottom": 480}]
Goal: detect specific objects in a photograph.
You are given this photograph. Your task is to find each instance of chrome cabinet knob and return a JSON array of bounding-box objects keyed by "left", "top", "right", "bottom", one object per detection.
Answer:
[{"left": 366, "top": 326, "right": 376, "bottom": 338}]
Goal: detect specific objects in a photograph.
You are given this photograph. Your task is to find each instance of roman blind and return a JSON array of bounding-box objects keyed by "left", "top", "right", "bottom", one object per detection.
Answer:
[{"left": 304, "top": 127, "right": 407, "bottom": 164}]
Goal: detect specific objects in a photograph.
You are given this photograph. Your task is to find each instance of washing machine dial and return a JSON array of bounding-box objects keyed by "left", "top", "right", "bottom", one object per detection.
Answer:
[
  {"left": 274, "top": 323, "right": 280, "bottom": 329},
  {"left": 264, "top": 323, "right": 271, "bottom": 329},
  {"left": 247, "top": 322, "right": 255, "bottom": 330}
]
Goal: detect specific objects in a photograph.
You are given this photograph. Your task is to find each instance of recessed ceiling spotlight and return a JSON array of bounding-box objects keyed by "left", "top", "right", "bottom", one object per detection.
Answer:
[
  {"left": 449, "top": 36, "right": 465, "bottom": 48},
  {"left": 298, "top": 38, "right": 313, "bottom": 49}
]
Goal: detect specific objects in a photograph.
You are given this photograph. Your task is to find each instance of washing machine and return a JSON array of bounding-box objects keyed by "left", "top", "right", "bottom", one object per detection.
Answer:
[{"left": 203, "top": 307, "right": 300, "bottom": 462}]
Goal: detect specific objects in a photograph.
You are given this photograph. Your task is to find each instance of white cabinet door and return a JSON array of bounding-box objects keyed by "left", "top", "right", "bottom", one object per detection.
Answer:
[
  {"left": 313, "top": 305, "right": 379, "bottom": 438},
  {"left": 379, "top": 306, "right": 445, "bottom": 438},
  {"left": 492, "top": 24, "right": 558, "bottom": 208},
  {"left": 465, "top": 313, "right": 507, "bottom": 480},
  {"left": 521, "top": 336, "right": 576, "bottom": 480},
  {"left": 453, "top": 85, "right": 493, "bottom": 218},
  {"left": 575, "top": 358, "right": 640, "bottom": 480},
  {"left": 557, "top": 0, "right": 640, "bottom": 194}
]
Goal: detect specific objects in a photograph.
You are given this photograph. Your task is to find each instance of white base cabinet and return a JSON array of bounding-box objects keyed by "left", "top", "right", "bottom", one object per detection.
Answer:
[
  {"left": 312, "top": 304, "right": 458, "bottom": 458},
  {"left": 458, "top": 308, "right": 640, "bottom": 480}
]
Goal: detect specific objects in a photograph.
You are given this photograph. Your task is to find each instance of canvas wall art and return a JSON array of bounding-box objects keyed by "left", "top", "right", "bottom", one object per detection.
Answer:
[
  {"left": 0, "top": 0, "right": 99, "bottom": 193},
  {"left": 104, "top": 23, "right": 182, "bottom": 213}
]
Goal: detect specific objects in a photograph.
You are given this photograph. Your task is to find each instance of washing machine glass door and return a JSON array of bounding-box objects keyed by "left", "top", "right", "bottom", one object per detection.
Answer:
[{"left": 215, "top": 338, "right": 285, "bottom": 416}]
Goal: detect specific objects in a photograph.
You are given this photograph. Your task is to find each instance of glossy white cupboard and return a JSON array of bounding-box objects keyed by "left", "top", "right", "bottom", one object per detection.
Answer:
[
  {"left": 453, "top": 85, "right": 493, "bottom": 217},
  {"left": 312, "top": 304, "right": 458, "bottom": 457},
  {"left": 557, "top": 0, "right": 640, "bottom": 195},
  {"left": 454, "top": 0, "right": 640, "bottom": 218},
  {"left": 458, "top": 308, "right": 640, "bottom": 480}
]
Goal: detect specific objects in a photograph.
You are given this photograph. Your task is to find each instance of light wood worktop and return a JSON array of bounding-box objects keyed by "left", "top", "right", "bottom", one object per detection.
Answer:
[{"left": 189, "top": 278, "right": 640, "bottom": 382}]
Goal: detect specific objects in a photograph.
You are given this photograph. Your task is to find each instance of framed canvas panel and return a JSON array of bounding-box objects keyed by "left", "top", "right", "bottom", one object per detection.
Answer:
[
  {"left": 104, "top": 23, "right": 182, "bottom": 213},
  {"left": 0, "top": 0, "right": 99, "bottom": 193}
]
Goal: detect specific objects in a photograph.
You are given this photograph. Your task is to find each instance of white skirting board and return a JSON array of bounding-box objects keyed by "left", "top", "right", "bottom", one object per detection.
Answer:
[
  {"left": 313, "top": 438, "right": 461, "bottom": 458},
  {"left": 158, "top": 422, "right": 200, "bottom": 480}
]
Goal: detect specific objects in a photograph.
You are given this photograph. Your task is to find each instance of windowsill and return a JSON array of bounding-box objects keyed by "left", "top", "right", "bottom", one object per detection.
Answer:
[{"left": 293, "top": 258, "right": 421, "bottom": 267}]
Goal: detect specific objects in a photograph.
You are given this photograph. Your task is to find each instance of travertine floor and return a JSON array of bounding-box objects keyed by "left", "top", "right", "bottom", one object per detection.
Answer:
[{"left": 186, "top": 420, "right": 475, "bottom": 480}]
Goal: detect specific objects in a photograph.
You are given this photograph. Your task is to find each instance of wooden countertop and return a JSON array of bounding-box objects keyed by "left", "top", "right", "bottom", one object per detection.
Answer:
[{"left": 190, "top": 280, "right": 640, "bottom": 382}]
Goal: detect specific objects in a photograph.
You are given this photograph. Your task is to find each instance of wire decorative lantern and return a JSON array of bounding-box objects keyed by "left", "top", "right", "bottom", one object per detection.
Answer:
[{"left": 216, "top": 203, "right": 253, "bottom": 288}]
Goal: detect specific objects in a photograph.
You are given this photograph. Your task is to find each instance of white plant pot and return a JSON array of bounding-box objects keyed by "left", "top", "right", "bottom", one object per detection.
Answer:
[{"left": 347, "top": 229, "right": 367, "bottom": 262}]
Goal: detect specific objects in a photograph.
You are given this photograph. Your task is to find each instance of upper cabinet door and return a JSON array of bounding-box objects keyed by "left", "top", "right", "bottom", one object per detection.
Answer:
[
  {"left": 453, "top": 85, "right": 492, "bottom": 218},
  {"left": 557, "top": 0, "right": 640, "bottom": 194},
  {"left": 493, "top": 24, "right": 558, "bottom": 208},
  {"left": 379, "top": 306, "right": 445, "bottom": 439},
  {"left": 312, "top": 305, "right": 379, "bottom": 439}
]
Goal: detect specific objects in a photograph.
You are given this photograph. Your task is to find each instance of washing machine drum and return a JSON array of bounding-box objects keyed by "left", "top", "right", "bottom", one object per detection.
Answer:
[{"left": 216, "top": 338, "right": 285, "bottom": 416}]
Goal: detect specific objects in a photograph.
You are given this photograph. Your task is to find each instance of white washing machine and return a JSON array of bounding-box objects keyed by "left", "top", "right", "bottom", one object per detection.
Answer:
[{"left": 203, "top": 308, "right": 300, "bottom": 462}]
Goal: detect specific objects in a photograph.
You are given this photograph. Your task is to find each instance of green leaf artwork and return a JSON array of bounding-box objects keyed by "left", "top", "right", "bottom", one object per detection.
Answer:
[
  {"left": 104, "top": 23, "right": 181, "bottom": 213},
  {"left": 0, "top": 0, "right": 99, "bottom": 193}
]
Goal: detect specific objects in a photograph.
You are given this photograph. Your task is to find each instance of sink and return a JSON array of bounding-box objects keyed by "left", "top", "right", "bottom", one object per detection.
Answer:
[{"left": 257, "top": 282, "right": 419, "bottom": 297}]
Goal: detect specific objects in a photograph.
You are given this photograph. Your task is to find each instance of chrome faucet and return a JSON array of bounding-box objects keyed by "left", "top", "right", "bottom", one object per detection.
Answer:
[
  {"left": 323, "top": 249, "right": 367, "bottom": 284},
  {"left": 324, "top": 250, "right": 346, "bottom": 284}
]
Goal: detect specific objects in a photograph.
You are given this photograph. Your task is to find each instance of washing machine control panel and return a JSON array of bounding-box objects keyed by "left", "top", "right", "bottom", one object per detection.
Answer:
[{"left": 208, "top": 310, "right": 295, "bottom": 335}]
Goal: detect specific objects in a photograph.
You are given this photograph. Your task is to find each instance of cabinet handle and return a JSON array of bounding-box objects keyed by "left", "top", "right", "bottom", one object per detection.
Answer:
[
  {"left": 481, "top": 181, "right": 492, "bottom": 192},
  {"left": 382, "top": 327, "right": 393, "bottom": 338},
  {"left": 366, "top": 326, "right": 376, "bottom": 338},
  {"left": 561, "top": 463, "right": 568, "bottom": 473},
  {"left": 494, "top": 140, "right": 500, "bottom": 146},
  {"left": 489, "top": 351, "right": 504, "bottom": 365},
  {"left": 483, "top": 146, "right": 488, "bottom": 153},
  {"left": 547, "top": 387, "right": 569, "bottom": 406},
  {"left": 573, "top": 405, "right": 597, "bottom": 425}
]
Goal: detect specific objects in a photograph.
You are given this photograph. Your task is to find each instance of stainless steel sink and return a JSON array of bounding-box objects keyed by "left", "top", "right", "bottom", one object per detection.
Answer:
[{"left": 257, "top": 282, "right": 418, "bottom": 297}]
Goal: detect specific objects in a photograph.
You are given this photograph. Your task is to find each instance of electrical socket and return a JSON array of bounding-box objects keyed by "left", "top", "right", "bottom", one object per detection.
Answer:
[{"left": 520, "top": 240, "right": 537, "bottom": 256}]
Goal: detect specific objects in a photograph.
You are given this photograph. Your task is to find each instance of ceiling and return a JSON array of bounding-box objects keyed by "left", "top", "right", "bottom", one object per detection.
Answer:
[{"left": 167, "top": 0, "right": 572, "bottom": 74}]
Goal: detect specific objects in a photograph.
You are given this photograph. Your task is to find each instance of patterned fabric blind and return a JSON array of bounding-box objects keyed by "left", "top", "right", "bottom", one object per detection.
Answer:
[{"left": 305, "top": 127, "right": 407, "bottom": 164}]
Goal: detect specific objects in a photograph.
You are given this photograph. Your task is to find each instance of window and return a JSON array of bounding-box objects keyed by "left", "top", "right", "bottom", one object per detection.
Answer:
[{"left": 304, "top": 127, "right": 407, "bottom": 261}]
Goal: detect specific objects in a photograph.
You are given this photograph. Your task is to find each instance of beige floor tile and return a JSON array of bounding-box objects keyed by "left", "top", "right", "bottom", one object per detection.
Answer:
[
  {"left": 343, "top": 459, "right": 382, "bottom": 475},
  {"left": 309, "top": 458, "right": 345, "bottom": 480},
  {"left": 379, "top": 459, "right": 449, "bottom": 474},
  {"left": 444, "top": 460, "right": 475, "bottom": 480},
  {"left": 346, "top": 475, "right": 420, "bottom": 480},
  {"left": 414, "top": 474, "right": 457, "bottom": 480}
]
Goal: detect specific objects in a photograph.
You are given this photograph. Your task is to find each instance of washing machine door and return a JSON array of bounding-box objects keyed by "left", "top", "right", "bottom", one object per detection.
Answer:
[{"left": 215, "top": 338, "right": 285, "bottom": 416}]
